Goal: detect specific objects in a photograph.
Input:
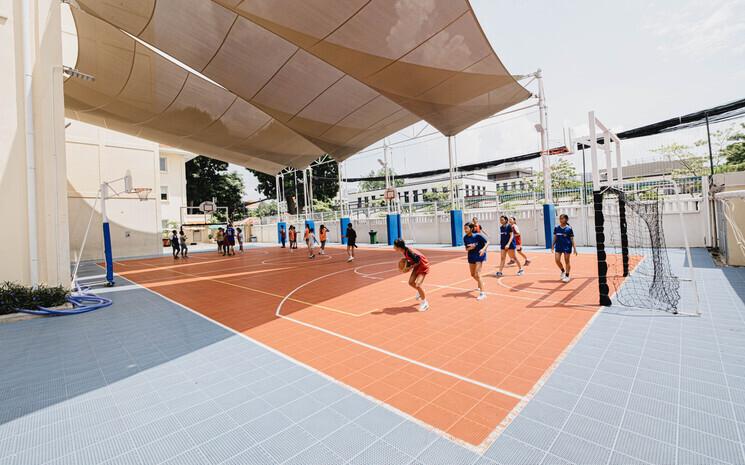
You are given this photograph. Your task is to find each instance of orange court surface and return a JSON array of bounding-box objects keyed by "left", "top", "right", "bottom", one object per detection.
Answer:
[{"left": 110, "top": 245, "right": 618, "bottom": 448}]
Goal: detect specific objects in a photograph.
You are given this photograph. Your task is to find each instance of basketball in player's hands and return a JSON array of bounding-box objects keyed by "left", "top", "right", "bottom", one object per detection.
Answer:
[{"left": 398, "top": 258, "right": 410, "bottom": 273}]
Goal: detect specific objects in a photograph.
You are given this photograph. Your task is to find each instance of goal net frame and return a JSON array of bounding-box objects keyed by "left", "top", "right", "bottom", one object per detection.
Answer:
[
  {"left": 580, "top": 111, "right": 700, "bottom": 316},
  {"left": 715, "top": 190, "right": 745, "bottom": 264}
]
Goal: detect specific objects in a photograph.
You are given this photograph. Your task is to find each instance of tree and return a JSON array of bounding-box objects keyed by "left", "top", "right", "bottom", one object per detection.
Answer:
[
  {"left": 359, "top": 167, "right": 405, "bottom": 192},
  {"left": 651, "top": 143, "right": 708, "bottom": 179},
  {"left": 248, "top": 200, "right": 277, "bottom": 218},
  {"left": 423, "top": 184, "right": 449, "bottom": 202},
  {"left": 534, "top": 158, "right": 581, "bottom": 192},
  {"left": 248, "top": 162, "right": 339, "bottom": 214},
  {"left": 721, "top": 123, "right": 745, "bottom": 166},
  {"left": 186, "top": 156, "right": 248, "bottom": 221}
]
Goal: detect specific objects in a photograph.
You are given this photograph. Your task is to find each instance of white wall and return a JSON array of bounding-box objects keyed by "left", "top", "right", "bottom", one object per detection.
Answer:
[
  {"left": 253, "top": 196, "right": 709, "bottom": 250},
  {"left": 66, "top": 121, "right": 163, "bottom": 261}
]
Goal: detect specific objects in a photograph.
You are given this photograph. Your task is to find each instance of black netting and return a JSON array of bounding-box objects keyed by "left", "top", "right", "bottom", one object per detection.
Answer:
[{"left": 599, "top": 187, "right": 681, "bottom": 313}]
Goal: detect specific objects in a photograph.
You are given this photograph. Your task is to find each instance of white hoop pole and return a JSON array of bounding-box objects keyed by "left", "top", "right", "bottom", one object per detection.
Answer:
[
  {"left": 447, "top": 136, "right": 455, "bottom": 209},
  {"left": 589, "top": 111, "right": 600, "bottom": 190},
  {"left": 70, "top": 192, "right": 100, "bottom": 286},
  {"left": 603, "top": 132, "right": 612, "bottom": 186}
]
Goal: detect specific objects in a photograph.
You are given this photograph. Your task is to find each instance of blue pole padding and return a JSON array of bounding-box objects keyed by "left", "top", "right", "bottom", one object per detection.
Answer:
[
  {"left": 102, "top": 221, "right": 114, "bottom": 285},
  {"left": 304, "top": 219, "right": 315, "bottom": 233},
  {"left": 450, "top": 209, "right": 464, "bottom": 246},
  {"left": 277, "top": 222, "right": 286, "bottom": 244},
  {"left": 543, "top": 204, "right": 556, "bottom": 249},
  {"left": 386, "top": 213, "right": 401, "bottom": 245},
  {"left": 340, "top": 217, "right": 350, "bottom": 245}
]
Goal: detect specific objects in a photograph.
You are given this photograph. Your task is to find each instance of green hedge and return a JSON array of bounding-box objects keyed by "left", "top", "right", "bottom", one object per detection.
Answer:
[{"left": 0, "top": 282, "right": 70, "bottom": 315}]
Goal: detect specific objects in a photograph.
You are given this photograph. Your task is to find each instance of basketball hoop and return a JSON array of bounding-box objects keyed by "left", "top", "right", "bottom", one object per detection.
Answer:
[
  {"left": 132, "top": 187, "right": 152, "bottom": 201},
  {"left": 199, "top": 200, "right": 216, "bottom": 213},
  {"left": 384, "top": 187, "right": 396, "bottom": 201}
]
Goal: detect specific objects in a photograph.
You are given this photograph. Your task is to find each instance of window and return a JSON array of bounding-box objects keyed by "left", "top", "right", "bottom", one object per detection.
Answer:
[
  {"left": 159, "top": 156, "right": 167, "bottom": 172},
  {"left": 404, "top": 191, "right": 409, "bottom": 203},
  {"left": 160, "top": 186, "right": 168, "bottom": 201},
  {"left": 413, "top": 190, "right": 419, "bottom": 202},
  {"left": 357, "top": 197, "right": 362, "bottom": 208}
]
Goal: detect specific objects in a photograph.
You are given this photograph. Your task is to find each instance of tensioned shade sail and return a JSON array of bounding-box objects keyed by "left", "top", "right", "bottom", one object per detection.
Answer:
[{"left": 68, "top": 0, "right": 530, "bottom": 175}]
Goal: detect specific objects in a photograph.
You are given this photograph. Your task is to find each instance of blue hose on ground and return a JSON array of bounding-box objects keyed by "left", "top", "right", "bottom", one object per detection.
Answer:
[{"left": 15, "top": 292, "right": 113, "bottom": 316}]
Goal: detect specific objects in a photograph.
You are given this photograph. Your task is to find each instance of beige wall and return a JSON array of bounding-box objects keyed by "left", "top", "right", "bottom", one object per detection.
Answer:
[
  {"left": 714, "top": 172, "right": 745, "bottom": 266},
  {"left": 66, "top": 120, "right": 166, "bottom": 261},
  {"left": 158, "top": 148, "right": 189, "bottom": 225},
  {"left": 0, "top": 0, "right": 70, "bottom": 286}
]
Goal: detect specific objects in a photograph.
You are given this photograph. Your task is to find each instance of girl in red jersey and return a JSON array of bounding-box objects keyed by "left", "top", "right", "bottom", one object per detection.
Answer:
[
  {"left": 508, "top": 217, "right": 530, "bottom": 266},
  {"left": 394, "top": 238, "right": 430, "bottom": 311}
]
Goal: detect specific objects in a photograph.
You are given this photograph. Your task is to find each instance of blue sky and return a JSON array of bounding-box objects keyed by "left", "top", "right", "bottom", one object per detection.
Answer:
[{"left": 239, "top": 0, "right": 745, "bottom": 199}]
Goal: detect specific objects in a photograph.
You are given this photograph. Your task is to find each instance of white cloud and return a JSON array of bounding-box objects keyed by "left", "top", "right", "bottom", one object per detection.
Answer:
[{"left": 646, "top": 0, "right": 745, "bottom": 57}]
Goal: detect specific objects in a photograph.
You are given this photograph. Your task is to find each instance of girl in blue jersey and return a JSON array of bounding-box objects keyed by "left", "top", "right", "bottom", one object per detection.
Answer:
[
  {"left": 463, "top": 223, "right": 488, "bottom": 300},
  {"left": 552, "top": 214, "right": 577, "bottom": 283},
  {"left": 496, "top": 215, "right": 524, "bottom": 277}
]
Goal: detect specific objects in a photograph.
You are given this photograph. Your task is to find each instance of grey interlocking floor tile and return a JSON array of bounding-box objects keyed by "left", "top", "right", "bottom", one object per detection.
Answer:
[
  {"left": 220, "top": 446, "right": 278, "bottom": 465},
  {"left": 503, "top": 415, "right": 560, "bottom": 450},
  {"left": 562, "top": 413, "right": 619, "bottom": 449},
  {"left": 284, "top": 442, "right": 344, "bottom": 465},
  {"left": 483, "top": 435, "right": 546, "bottom": 464},
  {"left": 348, "top": 439, "right": 414, "bottom": 465},
  {"left": 299, "top": 407, "right": 349, "bottom": 440},
  {"left": 355, "top": 405, "right": 405, "bottom": 437},
  {"left": 383, "top": 421, "right": 440, "bottom": 458},
  {"left": 614, "top": 429, "right": 676, "bottom": 465},
  {"left": 548, "top": 432, "right": 612, "bottom": 465},
  {"left": 261, "top": 425, "right": 317, "bottom": 463},
  {"left": 185, "top": 413, "right": 240, "bottom": 445},
  {"left": 323, "top": 423, "right": 376, "bottom": 460},
  {"left": 243, "top": 410, "right": 293, "bottom": 442},
  {"left": 415, "top": 437, "right": 479, "bottom": 465},
  {"left": 199, "top": 427, "right": 256, "bottom": 465}
]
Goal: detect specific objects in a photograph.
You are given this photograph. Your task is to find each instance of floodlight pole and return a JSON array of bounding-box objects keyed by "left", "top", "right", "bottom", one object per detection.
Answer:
[
  {"left": 537, "top": 69, "right": 551, "bottom": 204},
  {"left": 536, "top": 69, "right": 554, "bottom": 248}
]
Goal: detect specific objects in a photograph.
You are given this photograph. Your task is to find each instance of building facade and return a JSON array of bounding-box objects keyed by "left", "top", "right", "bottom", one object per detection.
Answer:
[{"left": 66, "top": 120, "right": 190, "bottom": 261}]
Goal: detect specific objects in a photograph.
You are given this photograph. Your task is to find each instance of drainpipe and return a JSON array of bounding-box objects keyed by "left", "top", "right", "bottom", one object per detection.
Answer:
[{"left": 22, "top": 0, "right": 39, "bottom": 287}]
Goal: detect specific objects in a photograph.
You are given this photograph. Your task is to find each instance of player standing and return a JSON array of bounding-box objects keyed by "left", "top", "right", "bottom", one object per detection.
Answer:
[{"left": 552, "top": 214, "right": 578, "bottom": 282}]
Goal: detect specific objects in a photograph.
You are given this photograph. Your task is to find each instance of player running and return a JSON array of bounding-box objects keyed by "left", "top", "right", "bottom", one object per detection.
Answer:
[{"left": 464, "top": 223, "right": 488, "bottom": 301}]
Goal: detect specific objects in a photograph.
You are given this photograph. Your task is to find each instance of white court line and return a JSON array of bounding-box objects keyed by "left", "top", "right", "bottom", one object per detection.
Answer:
[
  {"left": 89, "top": 284, "right": 141, "bottom": 294},
  {"left": 274, "top": 265, "right": 524, "bottom": 401}
]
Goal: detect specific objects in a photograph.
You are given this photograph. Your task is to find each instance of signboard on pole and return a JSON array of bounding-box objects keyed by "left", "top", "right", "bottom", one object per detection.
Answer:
[
  {"left": 199, "top": 201, "right": 216, "bottom": 213},
  {"left": 384, "top": 187, "right": 396, "bottom": 201}
]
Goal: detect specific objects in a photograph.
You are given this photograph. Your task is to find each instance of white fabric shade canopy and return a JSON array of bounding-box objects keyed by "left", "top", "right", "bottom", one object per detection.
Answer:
[{"left": 65, "top": 0, "right": 530, "bottom": 175}]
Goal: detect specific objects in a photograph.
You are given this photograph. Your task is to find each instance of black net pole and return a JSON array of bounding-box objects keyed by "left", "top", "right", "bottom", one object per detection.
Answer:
[
  {"left": 618, "top": 195, "right": 630, "bottom": 277},
  {"left": 594, "top": 190, "right": 612, "bottom": 306}
]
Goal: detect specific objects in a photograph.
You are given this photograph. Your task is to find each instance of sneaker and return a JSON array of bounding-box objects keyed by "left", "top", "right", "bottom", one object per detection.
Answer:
[
  {"left": 310, "top": 255, "right": 315, "bottom": 259},
  {"left": 562, "top": 275, "right": 570, "bottom": 283},
  {"left": 560, "top": 271, "right": 566, "bottom": 280},
  {"left": 517, "top": 269, "right": 525, "bottom": 276},
  {"left": 495, "top": 271, "right": 503, "bottom": 277},
  {"left": 477, "top": 292, "right": 487, "bottom": 301},
  {"left": 415, "top": 294, "right": 422, "bottom": 301},
  {"left": 525, "top": 260, "right": 531, "bottom": 266},
  {"left": 347, "top": 256, "right": 353, "bottom": 262},
  {"left": 418, "top": 300, "right": 429, "bottom": 312}
]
